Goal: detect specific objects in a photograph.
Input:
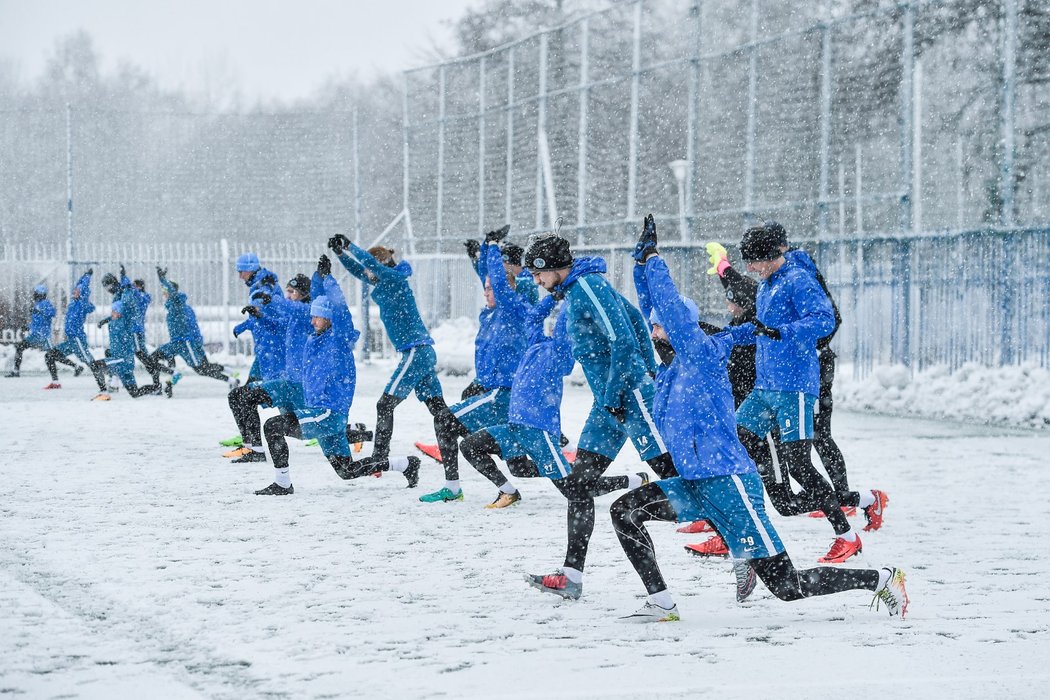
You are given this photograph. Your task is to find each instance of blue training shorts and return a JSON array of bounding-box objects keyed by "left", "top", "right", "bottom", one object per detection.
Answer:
[
  {"left": 21, "top": 333, "right": 51, "bottom": 351},
  {"left": 384, "top": 344, "right": 443, "bottom": 401},
  {"left": 101, "top": 355, "right": 138, "bottom": 389},
  {"left": 488, "top": 423, "right": 572, "bottom": 480},
  {"left": 658, "top": 472, "right": 785, "bottom": 560},
  {"left": 261, "top": 379, "right": 305, "bottom": 411},
  {"left": 578, "top": 380, "right": 666, "bottom": 462},
  {"left": 156, "top": 339, "right": 208, "bottom": 368},
  {"left": 449, "top": 387, "right": 510, "bottom": 433},
  {"left": 54, "top": 335, "right": 95, "bottom": 364},
  {"left": 736, "top": 389, "right": 816, "bottom": 443},
  {"left": 294, "top": 407, "right": 350, "bottom": 457}
]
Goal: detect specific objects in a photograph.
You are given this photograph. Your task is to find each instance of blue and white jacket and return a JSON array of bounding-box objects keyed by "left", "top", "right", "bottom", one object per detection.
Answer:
[
  {"left": 507, "top": 295, "right": 574, "bottom": 436},
  {"left": 302, "top": 272, "right": 360, "bottom": 414},
  {"left": 473, "top": 243, "right": 530, "bottom": 389},
  {"left": 63, "top": 272, "right": 94, "bottom": 341},
  {"left": 158, "top": 274, "right": 204, "bottom": 344},
  {"left": 27, "top": 297, "right": 56, "bottom": 341}
]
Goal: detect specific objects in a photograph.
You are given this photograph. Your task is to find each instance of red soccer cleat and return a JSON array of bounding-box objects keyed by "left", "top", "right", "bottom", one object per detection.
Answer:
[
  {"left": 43, "top": 382, "right": 62, "bottom": 390},
  {"left": 809, "top": 506, "right": 858, "bottom": 518},
  {"left": 817, "top": 535, "right": 863, "bottom": 563},
  {"left": 562, "top": 449, "right": 577, "bottom": 463},
  {"left": 676, "top": 520, "right": 716, "bottom": 534},
  {"left": 414, "top": 442, "right": 443, "bottom": 463},
  {"left": 863, "top": 490, "right": 889, "bottom": 532},
  {"left": 684, "top": 535, "right": 729, "bottom": 558}
]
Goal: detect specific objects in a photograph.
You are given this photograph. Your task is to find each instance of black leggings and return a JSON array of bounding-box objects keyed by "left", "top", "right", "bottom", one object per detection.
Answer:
[
  {"left": 229, "top": 385, "right": 273, "bottom": 446},
  {"left": 815, "top": 351, "right": 849, "bottom": 497},
  {"left": 610, "top": 484, "right": 880, "bottom": 597},
  {"left": 738, "top": 428, "right": 850, "bottom": 536},
  {"left": 434, "top": 403, "right": 471, "bottom": 481},
  {"left": 264, "top": 413, "right": 302, "bottom": 470},
  {"left": 149, "top": 350, "right": 228, "bottom": 383},
  {"left": 43, "top": 348, "right": 80, "bottom": 379},
  {"left": 460, "top": 430, "right": 541, "bottom": 488}
]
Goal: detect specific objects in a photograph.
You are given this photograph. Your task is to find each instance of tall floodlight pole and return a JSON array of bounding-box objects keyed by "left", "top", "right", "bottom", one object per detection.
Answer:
[
  {"left": 66, "top": 103, "right": 75, "bottom": 294},
  {"left": 669, "top": 160, "right": 689, "bottom": 241}
]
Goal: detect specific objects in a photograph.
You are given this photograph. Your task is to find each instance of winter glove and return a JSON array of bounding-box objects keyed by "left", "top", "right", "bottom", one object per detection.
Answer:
[
  {"left": 705, "top": 242, "right": 730, "bottom": 276},
  {"left": 485, "top": 224, "right": 511, "bottom": 245},
  {"left": 156, "top": 266, "right": 167, "bottom": 279},
  {"left": 119, "top": 264, "right": 127, "bottom": 279},
  {"left": 97, "top": 317, "right": 110, "bottom": 328},
  {"left": 241, "top": 305, "right": 261, "bottom": 318},
  {"left": 463, "top": 239, "right": 481, "bottom": 260},
  {"left": 632, "top": 214, "right": 658, "bottom": 263},
  {"left": 752, "top": 319, "right": 782, "bottom": 340},
  {"left": 318, "top": 254, "right": 332, "bottom": 277},
  {"left": 328, "top": 234, "right": 350, "bottom": 255},
  {"left": 259, "top": 273, "right": 278, "bottom": 288},
  {"left": 254, "top": 292, "right": 272, "bottom": 305},
  {"left": 86, "top": 267, "right": 93, "bottom": 276},
  {"left": 605, "top": 405, "right": 627, "bottom": 424}
]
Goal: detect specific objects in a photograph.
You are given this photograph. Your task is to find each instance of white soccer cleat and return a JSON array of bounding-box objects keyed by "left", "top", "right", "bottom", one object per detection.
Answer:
[
  {"left": 872, "top": 567, "right": 909, "bottom": 618},
  {"left": 619, "top": 601, "right": 680, "bottom": 623}
]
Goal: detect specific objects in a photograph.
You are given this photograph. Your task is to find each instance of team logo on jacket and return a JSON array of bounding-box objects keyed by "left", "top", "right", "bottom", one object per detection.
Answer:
[{"left": 534, "top": 258, "right": 546, "bottom": 269}]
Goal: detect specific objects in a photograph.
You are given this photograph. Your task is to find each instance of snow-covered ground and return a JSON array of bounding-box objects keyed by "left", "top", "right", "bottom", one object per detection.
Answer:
[{"left": 2, "top": 360, "right": 1049, "bottom": 698}]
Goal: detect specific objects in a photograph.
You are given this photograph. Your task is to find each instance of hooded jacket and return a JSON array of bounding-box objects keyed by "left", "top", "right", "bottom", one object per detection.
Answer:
[
  {"left": 507, "top": 295, "right": 574, "bottom": 436},
  {"left": 262, "top": 292, "right": 313, "bottom": 384},
  {"left": 473, "top": 243, "right": 530, "bottom": 389},
  {"left": 62, "top": 272, "right": 95, "bottom": 340},
  {"left": 27, "top": 296, "right": 56, "bottom": 340},
  {"left": 336, "top": 243, "right": 432, "bottom": 352},
  {"left": 233, "top": 294, "right": 287, "bottom": 382},
  {"left": 641, "top": 256, "right": 756, "bottom": 481},
  {"left": 784, "top": 248, "right": 840, "bottom": 351},
  {"left": 158, "top": 273, "right": 204, "bottom": 345},
  {"left": 301, "top": 272, "right": 360, "bottom": 413},
  {"left": 553, "top": 257, "right": 647, "bottom": 410}
]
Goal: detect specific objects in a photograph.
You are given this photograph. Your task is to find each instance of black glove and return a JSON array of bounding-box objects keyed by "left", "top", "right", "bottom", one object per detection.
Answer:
[
  {"left": 485, "top": 224, "right": 511, "bottom": 245},
  {"left": 605, "top": 405, "right": 627, "bottom": 424},
  {"left": 551, "top": 288, "right": 565, "bottom": 302},
  {"left": 255, "top": 292, "right": 272, "bottom": 305},
  {"left": 86, "top": 267, "right": 93, "bottom": 276},
  {"left": 97, "top": 317, "right": 110, "bottom": 328},
  {"left": 632, "top": 213, "right": 658, "bottom": 263},
  {"left": 328, "top": 234, "right": 346, "bottom": 255},
  {"left": 463, "top": 239, "right": 481, "bottom": 260},
  {"left": 241, "top": 305, "right": 261, "bottom": 318},
  {"left": 318, "top": 254, "right": 331, "bottom": 277},
  {"left": 752, "top": 319, "right": 782, "bottom": 340},
  {"left": 156, "top": 266, "right": 167, "bottom": 279},
  {"left": 119, "top": 264, "right": 126, "bottom": 279},
  {"left": 259, "top": 273, "right": 278, "bottom": 288}
]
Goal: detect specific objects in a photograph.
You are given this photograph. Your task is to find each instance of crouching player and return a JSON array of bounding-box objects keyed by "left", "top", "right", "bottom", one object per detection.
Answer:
[
  {"left": 254, "top": 255, "right": 418, "bottom": 495},
  {"left": 609, "top": 216, "right": 909, "bottom": 622},
  {"left": 97, "top": 300, "right": 163, "bottom": 399}
]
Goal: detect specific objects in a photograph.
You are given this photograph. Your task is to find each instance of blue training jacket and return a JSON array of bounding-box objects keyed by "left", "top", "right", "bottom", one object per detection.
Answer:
[
  {"left": 245, "top": 266, "right": 281, "bottom": 300},
  {"left": 132, "top": 288, "right": 151, "bottom": 335},
  {"left": 63, "top": 272, "right": 94, "bottom": 339},
  {"left": 107, "top": 305, "right": 136, "bottom": 359},
  {"left": 553, "top": 257, "right": 648, "bottom": 410},
  {"left": 473, "top": 243, "right": 530, "bottom": 389},
  {"left": 472, "top": 248, "right": 540, "bottom": 306},
  {"left": 336, "top": 244, "right": 432, "bottom": 352},
  {"left": 302, "top": 272, "right": 360, "bottom": 413},
  {"left": 507, "top": 295, "right": 574, "bottom": 436},
  {"left": 262, "top": 292, "right": 313, "bottom": 384},
  {"left": 729, "top": 263, "right": 836, "bottom": 396},
  {"left": 158, "top": 274, "right": 203, "bottom": 344},
  {"left": 27, "top": 297, "right": 56, "bottom": 339},
  {"left": 233, "top": 295, "right": 286, "bottom": 382},
  {"left": 639, "top": 256, "right": 756, "bottom": 480}
]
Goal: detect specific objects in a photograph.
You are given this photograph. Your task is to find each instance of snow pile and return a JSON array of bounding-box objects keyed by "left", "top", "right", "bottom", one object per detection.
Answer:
[
  {"left": 838, "top": 362, "right": 1050, "bottom": 429},
  {"left": 430, "top": 316, "right": 477, "bottom": 375}
]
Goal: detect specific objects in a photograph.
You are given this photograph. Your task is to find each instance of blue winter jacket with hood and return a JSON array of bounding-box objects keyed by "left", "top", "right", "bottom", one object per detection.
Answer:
[
  {"left": 473, "top": 243, "right": 530, "bottom": 389},
  {"left": 302, "top": 272, "right": 360, "bottom": 414},
  {"left": 472, "top": 245, "right": 540, "bottom": 306},
  {"left": 552, "top": 256, "right": 648, "bottom": 411},
  {"left": 507, "top": 294, "right": 574, "bottom": 436},
  {"left": 233, "top": 291, "right": 287, "bottom": 382},
  {"left": 158, "top": 274, "right": 204, "bottom": 344},
  {"left": 336, "top": 243, "right": 432, "bottom": 352},
  {"left": 638, "top": 256, "right": 755, "bottom": 480},
  {"left": 63, "top": 272, "right": 95, "bottom": 340},
  {"left": 261, "top": 291, "right": 313, "bottom": 384},
  {"left": 27, "top": 297, "right": 56, "bottom": 340}
]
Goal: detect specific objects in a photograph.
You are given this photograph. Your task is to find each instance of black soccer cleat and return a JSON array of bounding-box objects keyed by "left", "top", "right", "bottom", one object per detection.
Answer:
[
  {"left": 254, "top": 482, "right": 294, "bottom": 496},
  {"left": 74, "top": 365, "right": 84, "bottom": 377},
  {"left": 164, "top": 381, "right": 174, "bottom": 398},
  {"left": 232, "top": 451, "right": 268, "bottom": 463},
  {"left": 404, "top": 456, "right": 421, "bottom": 488}
]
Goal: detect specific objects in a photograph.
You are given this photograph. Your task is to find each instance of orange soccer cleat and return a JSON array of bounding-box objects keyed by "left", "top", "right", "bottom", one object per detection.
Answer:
[
  {"left": 817, "top": 535, "right": 863, "bottom": 564},
  {"left": 863, "top": 490, "right": 889, "bottom": 531},
  {"left": 684, "top": 535, "right": 730, "bottom": 558}
]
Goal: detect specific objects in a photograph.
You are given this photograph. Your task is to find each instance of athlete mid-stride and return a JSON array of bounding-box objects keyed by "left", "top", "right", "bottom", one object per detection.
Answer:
[
  {"left": 609, "top": 215, "right": 909, "bottom": 622},
  {"left": 43, "top": 270, "right": 107, "bottom": 393},
  {"left": 6, "top": 283, "right": 57, "bottom": 379}
]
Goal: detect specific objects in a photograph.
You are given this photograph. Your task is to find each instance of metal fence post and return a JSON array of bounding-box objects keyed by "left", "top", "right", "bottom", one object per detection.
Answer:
[
  {"left": 436, "top": 65, "right": 447, "bottom": 247},
  {"left": 576, "top": 17, "right": 589, "bottom": 245},
  {"left": 478, "top": 56, "right": 487, "bottom": 235},
  {"left": 221, "top": 238, "right": 230, "bottom": 357},
  {"left": 536, "top": 33, "right": 548, "bottom": 231},
  {"left": 744, "top": 0, "right": 758, "bottom": 221},
  {"left": 626, "top": 0, "right": 642, "bottom": 220},
  {"left": 899, "top": 2, "right": 914, "bottom": 234},
  {"left": 66, "top": 103, "right": 75, "bottom": 294},
  {"left": 402, "top": 73, "right": 413, "bottom": 254},
  {"left": 818, "top": 24, "right": 831, "bottom": 237},
  {"left": 353, "top": 107, "right": 370, "bottom": 361},
  {"left": 1000, "top": 0, "right": 1017, "bottom": 227},
  {"left": 505, "top": 48, "right": 514, "bottom": 226},
  {"left": 685, "top": 2, "right": 702, "bottom": 239}
]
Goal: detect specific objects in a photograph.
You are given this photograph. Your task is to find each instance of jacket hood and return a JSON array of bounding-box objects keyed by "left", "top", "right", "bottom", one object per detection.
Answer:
[
  {"left": 559, "top": 256, "right": 607, "bottom": 290},
  {"left": 394, "top": 260, "right": 413, "bottom": 278}
]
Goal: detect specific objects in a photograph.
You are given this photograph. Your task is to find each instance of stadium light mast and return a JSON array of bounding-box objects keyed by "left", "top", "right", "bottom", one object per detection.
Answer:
[{"left": 668, "top": 159, "right": 689, "bottom": 242}]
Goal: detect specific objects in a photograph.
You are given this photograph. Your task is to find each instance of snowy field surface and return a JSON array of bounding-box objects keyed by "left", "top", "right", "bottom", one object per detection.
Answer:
[{"left": 2, "top": 360, "right": 1050, "bottom": 699}]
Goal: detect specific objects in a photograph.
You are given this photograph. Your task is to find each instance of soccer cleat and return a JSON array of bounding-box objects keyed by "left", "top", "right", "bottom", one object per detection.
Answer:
[
  {"left": 685, "top": 535, "right": 730, "bottom": 558},
  {"left": 677, "top": 520, "right": 716, "bottom": 534},
  {"left": 419, "top": 487, "right": 463, "bottom": 503},
  {"left": 403, "top": 456, "right": 421, "bottom": 487},
  {"left": 863, "top": 490, "right": 889, "bottom": 532},
  {"left": 224, "top": 446, "right": 254, "bottom": 459},
  {"left": 485, "top": 491, "right": 522, "bottom": 509},
  {"left": 171, "top": 371, "right": 182, "bottom": 385},
  {"left": 219, "top": 435, "right": 244, "bottom": 447},
  {"left": 43, "top": 382, "right": 62, "bottom": 390},
  {"left": 226, "top": 373, "right": 240, "bottom": 391},
  {"left": 733, "top": 560, "right": 758, "bottom": 603},
  {"left": 636, "top": 471, "right": 650, "bottom": 488},
  {"left": 619, "top": 601, "right": 680, "bottom": 622},
  {"left": 414, "top": 442, "right": 443, "bottom": 462},
  {"left": 524, "top": 570, "right": 583, "bottom": 600},
  {"left": 5, "top": 371, "right": 19, "bottom": 378},
  {"left": 871, "top": 567, "right": 909, "bottom": 618},
  {"left": 164, "top": 381, "right": 174, "bottom": 398},
  {"left": 562, "top": 449, "right": 577, "bottom": 463},
  {"left": 304, "top": 439, "right": 319, "bottom": 447},
  {"left": 232, "top": 451, "right": 267, "bottom": 463},
  {"left": 809, "top": 506, "right": 858, "bottom": 518},
  {"left": 73, "top": 365, "right": 84, "bottom": 377},
  {"left": 817, "top": 535, "right": 863, "bottom": 563},
  {"left": 254, "top": 482, "right": 294, "bottom": 496},
  {"left": 91, "top": 392, "right": 112, "bottom": 401}
]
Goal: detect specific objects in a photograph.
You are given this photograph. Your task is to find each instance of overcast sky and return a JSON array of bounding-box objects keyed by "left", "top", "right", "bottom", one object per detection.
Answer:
[{"left": 0, "top": 0, "right": 478, "bottom": 101}]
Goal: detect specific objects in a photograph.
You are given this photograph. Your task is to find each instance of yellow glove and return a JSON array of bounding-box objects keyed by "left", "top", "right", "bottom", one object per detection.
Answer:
[{"left": 705, "top": 241, "right": 729, "bottom": 275}]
